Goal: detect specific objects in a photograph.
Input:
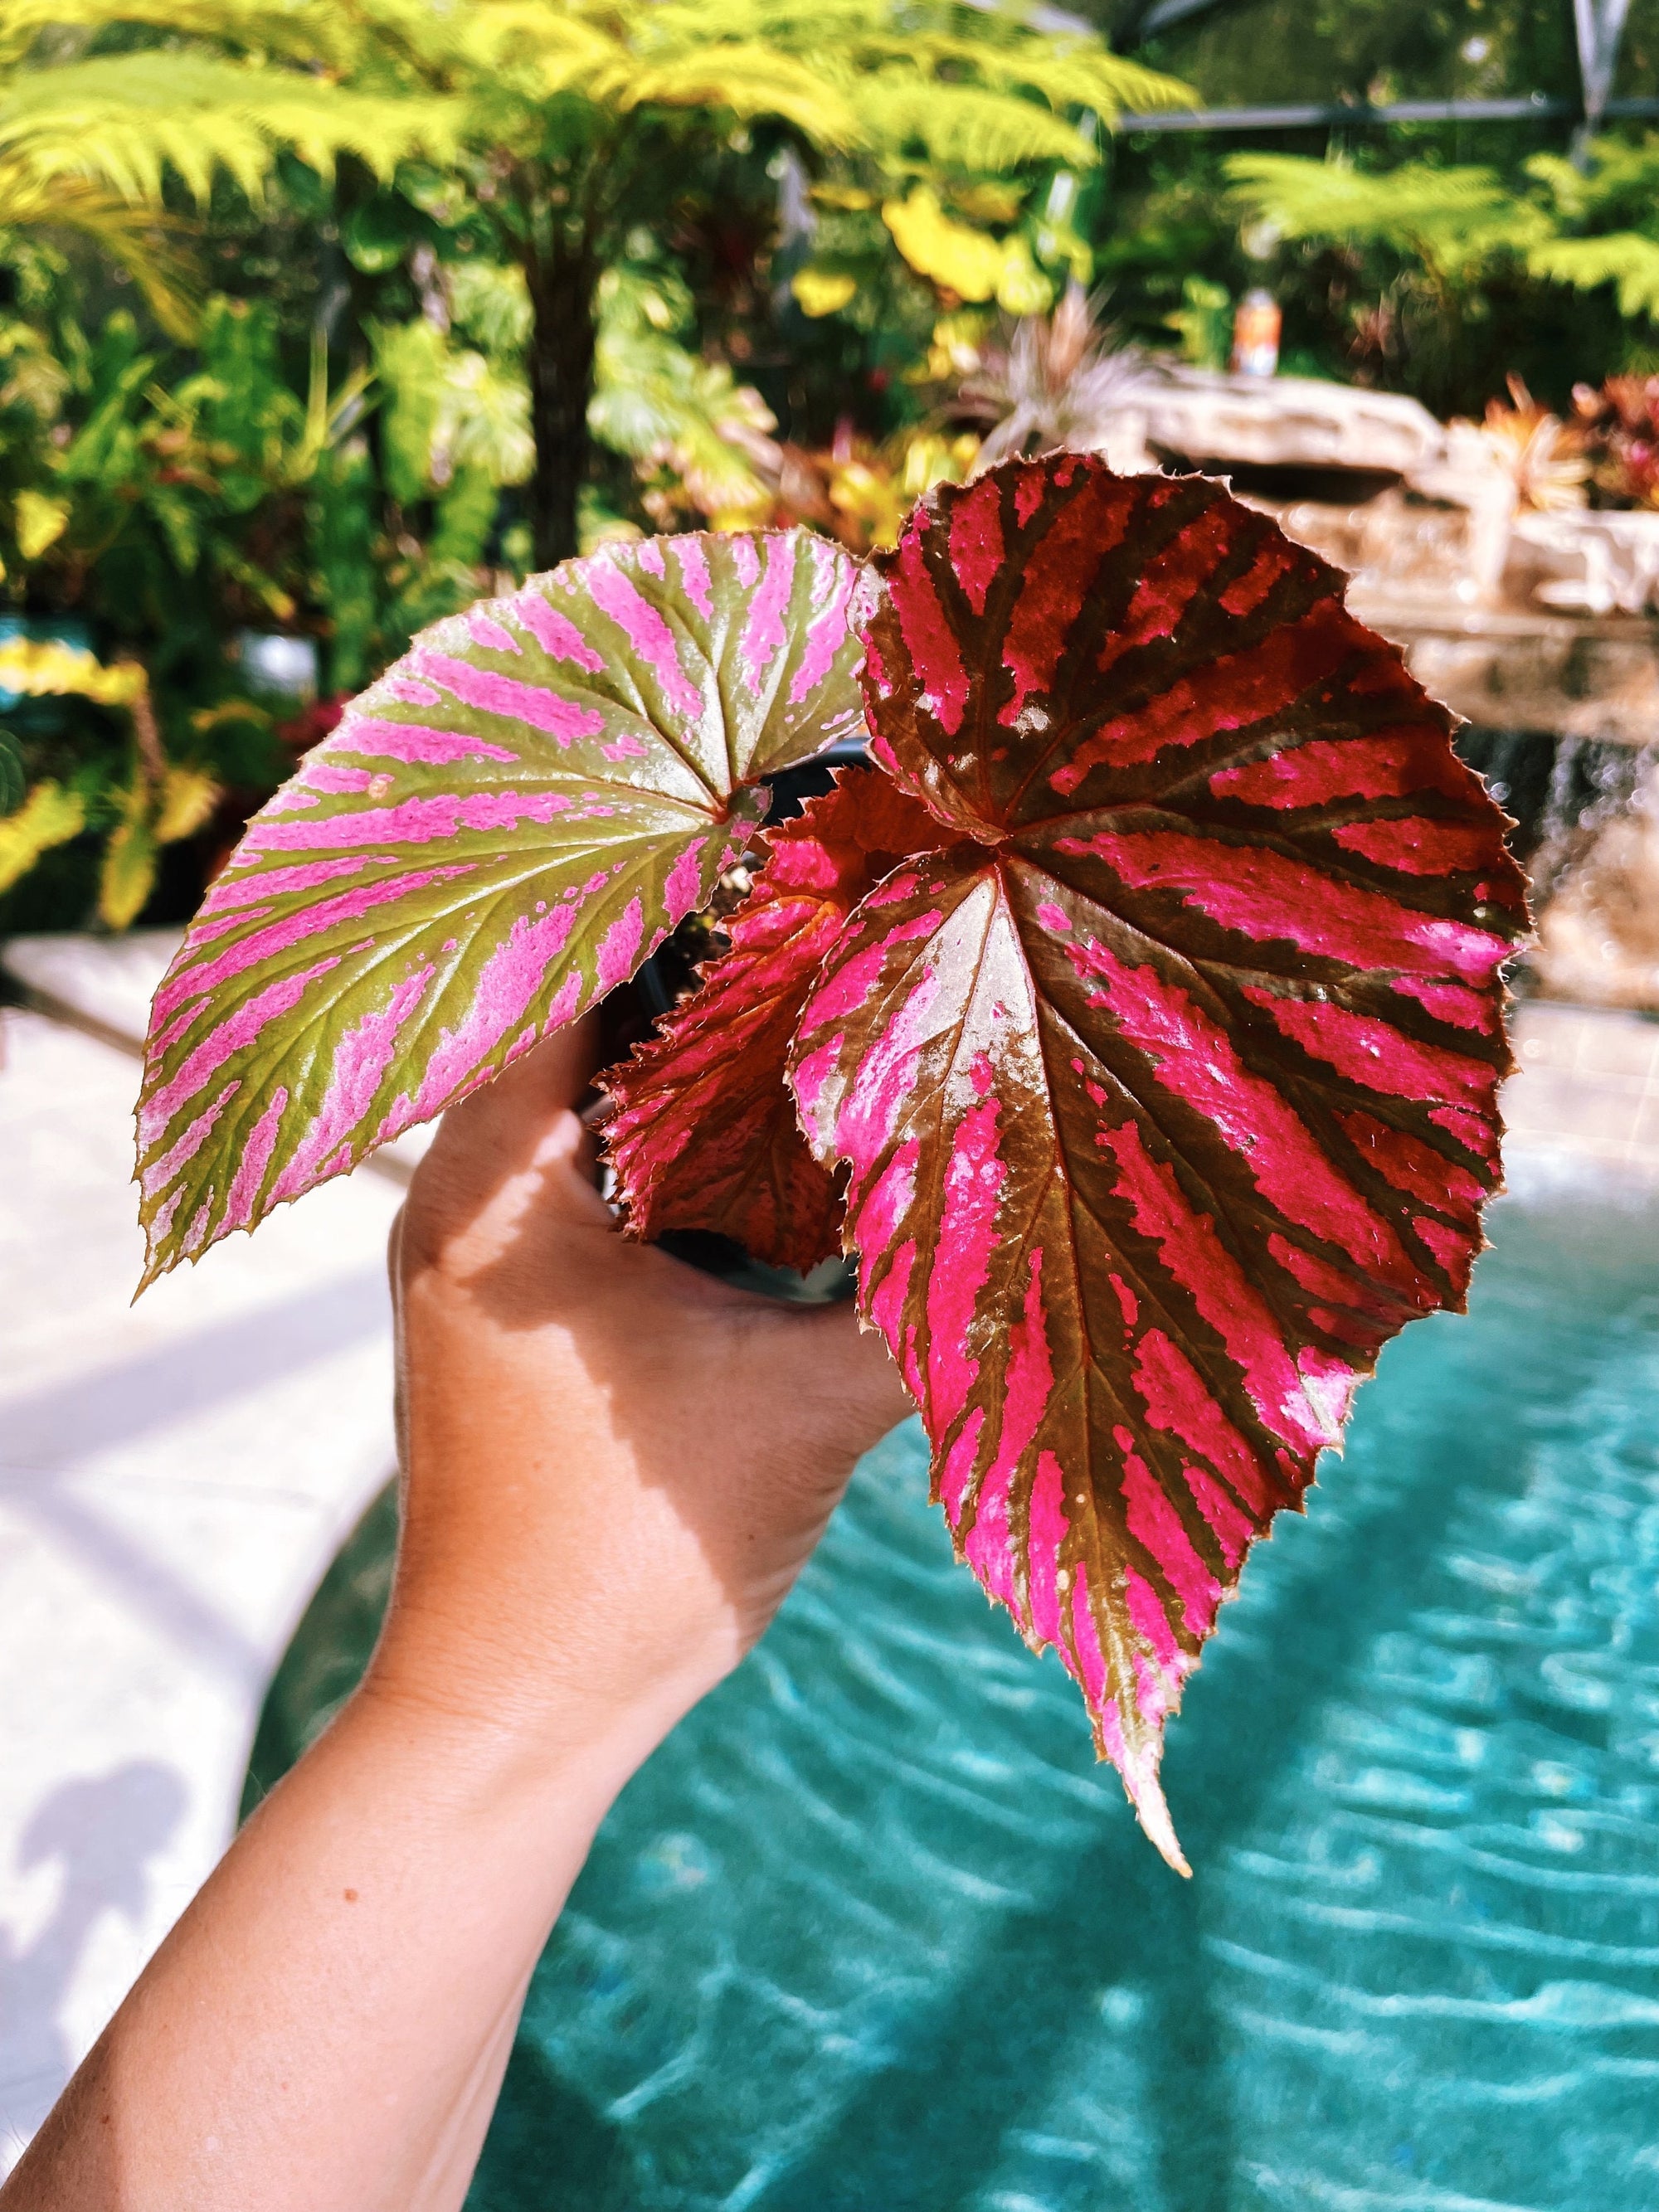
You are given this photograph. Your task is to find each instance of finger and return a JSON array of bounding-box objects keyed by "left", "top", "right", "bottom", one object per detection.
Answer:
[{"left": 441, "top": 1014, "right": 601, "bottom": 1140}]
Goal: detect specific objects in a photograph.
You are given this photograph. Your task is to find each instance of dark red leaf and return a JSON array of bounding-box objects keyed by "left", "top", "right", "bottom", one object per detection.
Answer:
[
  {"left": 792, "top": 456, "right": 1527, "bottom": 1865},
  {"left": 606, "top": 771, "right": 944, "bottom": 1272}
]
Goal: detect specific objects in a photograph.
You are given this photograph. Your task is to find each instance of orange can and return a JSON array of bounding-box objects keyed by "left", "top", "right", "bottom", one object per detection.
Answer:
[{"left": 1232, "top": 289, "right": 1281, "bottom": 378}]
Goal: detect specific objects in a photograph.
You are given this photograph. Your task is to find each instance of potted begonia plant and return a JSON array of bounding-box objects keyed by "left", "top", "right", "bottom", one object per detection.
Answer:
[{"left": 134, "top": 455, "right": 1526, "bottom": 1869}]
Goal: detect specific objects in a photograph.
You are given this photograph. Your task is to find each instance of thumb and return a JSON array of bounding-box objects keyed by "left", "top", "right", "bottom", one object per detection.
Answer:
[
  {"left": 786, "top": 1296, "right": 917, "bottom": 1460},
  {"left": 401, "top": 1016, "right": 608, "bottom": 1267}
]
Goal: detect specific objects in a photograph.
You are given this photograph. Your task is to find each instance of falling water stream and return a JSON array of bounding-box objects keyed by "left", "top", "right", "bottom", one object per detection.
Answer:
[{"left": 1457, "top": 728, "right": 1659, "bottom": 1009}]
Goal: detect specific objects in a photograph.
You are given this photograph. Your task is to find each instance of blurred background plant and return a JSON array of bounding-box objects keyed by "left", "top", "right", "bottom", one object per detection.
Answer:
[
  {"left": 955, "top": 280, "right": 1147, "bottom": 466},
  {"left": 16, "top": 0, "right": 1659, "bottom": 934},
  {"left": 0, "top": 0, "right": 1186, "bottom": 932}
]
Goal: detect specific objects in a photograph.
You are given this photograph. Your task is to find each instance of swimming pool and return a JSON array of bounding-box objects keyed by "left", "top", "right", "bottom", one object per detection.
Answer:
[{"left": 252, "top": 1149, "right": 1659, "bottom": 2211}]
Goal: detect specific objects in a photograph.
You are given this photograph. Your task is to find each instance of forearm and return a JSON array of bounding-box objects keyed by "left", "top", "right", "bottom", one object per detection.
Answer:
[{"left": 1, "top": 1677, "right": 637, "bottom": 2212}]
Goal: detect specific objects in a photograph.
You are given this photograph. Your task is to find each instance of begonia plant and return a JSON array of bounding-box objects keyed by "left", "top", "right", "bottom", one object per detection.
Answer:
[{"left": 134, "top": 455, "right": 1527, "bottom": 1867}]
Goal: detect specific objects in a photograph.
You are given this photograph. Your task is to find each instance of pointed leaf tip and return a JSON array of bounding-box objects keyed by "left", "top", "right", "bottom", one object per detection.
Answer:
[
  {"left": 1126, "top": 1764, "right": 1190, "bottom": 1878},
  {"left": 134, "top": 529, "right": 865, "bottom": 1277},
  {"left": 795, "top": 453, "right": 1526, "bottom": 1831}
]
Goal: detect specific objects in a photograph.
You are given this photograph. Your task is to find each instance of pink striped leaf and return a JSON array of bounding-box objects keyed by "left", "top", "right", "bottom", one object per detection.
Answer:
[
  {"left": 135, "top": 529, "right": 864, "bottom": 1281},
  {"left": 791, "top": 456, "right": 1528, "bottom": 1867},
  {"left": 605, "top": 771, "right": 943, "bottom": 1272}
]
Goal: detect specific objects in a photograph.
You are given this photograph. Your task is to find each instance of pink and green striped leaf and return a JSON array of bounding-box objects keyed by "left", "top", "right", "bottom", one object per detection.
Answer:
[
  {"left": 791, "top": 456, "right": 1528, "bottom": 1867},
  {"left": 135, "top": 528, "right": 864, "bottom": 1281},
  {"left": 605, "top": 770, "right": 943, "bottom": 1273}
]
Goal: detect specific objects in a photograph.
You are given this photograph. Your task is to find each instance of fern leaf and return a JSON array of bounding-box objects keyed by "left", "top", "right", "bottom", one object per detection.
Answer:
[
  {"left": 858, "top": 78, "right": 1092, "bottom": 170},
  {"left": 1531, "top": 231, "right": 1659, "bottom": 320},
  {"left": 0, "top": 163, "right": 201, "bottom": 333},
  {"left": 599, "top": 46, "right": 864, "bottom": 146},
  {"left": 1, "top": 53, "right": 457, "bottom": 207},
  {"left": 0, "top": 0, "right": 358, "bottom": 70},
  {"left": 1224, "top": 154, "right": 1545, "bottom": 279},
  {"left": 1226, "top": 155, "right": 1512, "bottom": 247}
]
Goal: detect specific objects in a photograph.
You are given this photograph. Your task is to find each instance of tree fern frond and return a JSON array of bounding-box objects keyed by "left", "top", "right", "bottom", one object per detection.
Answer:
[
  {"left": 1225, "top": 155, "right": 1513, "bottom": 249},
  {"left": 441, "top": 1, "right": 619, "bottom": 81},
  {"left": 0, "top": 0, "right": 358, "bottom": 70},
  {"left": 844, "top": 33, "right": 1190, "bottom": 122},
  {"left": 857, "top": 77, "right": 1091, "bottom": 170},
  {"left": 1224, "top": 153, "right": 1547, "bottom": 282},
  {"left": 597, "top": 47, "right": 863, "bottom": 146},
  {"left": 0, "top": 163, "right": 201, "bottom": 333},
  {"left": 1531, "top": 232, "right": 1659, "bottom": 321},
  {"left": 1, "top": 53, "right": 459, "bottom": 203}
]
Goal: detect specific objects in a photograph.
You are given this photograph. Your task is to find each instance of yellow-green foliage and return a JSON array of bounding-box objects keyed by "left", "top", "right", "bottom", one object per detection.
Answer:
[
  {"left": 330, "top": 0, "right": 1192, "bottom": 169},
  {"left": 1227, "top": 139, "right": 1659, "bottom": 328},
  {"left": 1530, "top": 232, "right": 1659, "bottom": 322},
  {"left": 0, "top": 634, "right": 147, "bottom": 706},
  {"left": 0, "top": 2, "right": 455, "bottom": 334},
  {"left": 4, "top": 2, "right": 1191, "bottom": 551},
  {"left": 0, "top": 0, "right": 1199, "bottom": 921},
  {"left": 0, "top": 778, "right": 85, "bottom": 894},
  {"left": 587, "top": 267, "right": 781, "bottom": 527},
  {"left": 0, "top": 636, "right": 223, "bottom": 925},
  {"left": 1226, "top": 155, "right": 1550, "bottom": 289}
]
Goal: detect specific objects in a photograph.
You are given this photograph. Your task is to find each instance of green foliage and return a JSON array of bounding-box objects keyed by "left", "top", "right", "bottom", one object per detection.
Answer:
[
  {"left": 588, "top": 266, "right": 779, "bottom": 527},
  {"left": 0, "top": 1, "right": 454, "bottom": 336},
  {"left": 0, "top": 283, "right": 538, "bottom": 931},
  {"left": 0, "top": 0, "right": 1194, "bottom": 921},
  {"left": 1530, "top": 231, "right": 1659, "bottom": 323},
  {"left": 302, "top": 1, "right": 1190, "bottom": 559},
  {"left": 1225, "top": 156, "right": 1547, "bottom": 285},
  {"left": 0, "top": 776, "right": 85, "bottom": 896},
  {"left": 369, "top": 318, "right": 533, "bottom": 502},
  {"left": 0, "top": 725, "right": 23, "bottom": 813}
]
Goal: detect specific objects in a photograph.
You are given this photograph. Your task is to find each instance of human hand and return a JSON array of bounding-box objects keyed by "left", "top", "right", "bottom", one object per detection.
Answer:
[{"left": 377, "top": 1018, "right": 913, "bottom": 1783}]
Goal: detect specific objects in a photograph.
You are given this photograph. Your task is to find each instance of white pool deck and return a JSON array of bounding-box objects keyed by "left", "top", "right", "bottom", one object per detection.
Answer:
[{"left": 2, "top": 931, "right": 1658, "bottom": 2171}]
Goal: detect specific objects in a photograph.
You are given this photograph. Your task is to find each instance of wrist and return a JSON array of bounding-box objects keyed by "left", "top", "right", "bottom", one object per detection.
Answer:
[{"left": 356, "top": 1596, "right": 715, "bottom": 1807}]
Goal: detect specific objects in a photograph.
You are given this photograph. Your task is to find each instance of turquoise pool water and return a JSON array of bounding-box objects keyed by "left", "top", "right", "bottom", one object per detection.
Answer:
[{"left": 254, "top": 1154, "right": 1659, "bottom": 2210}]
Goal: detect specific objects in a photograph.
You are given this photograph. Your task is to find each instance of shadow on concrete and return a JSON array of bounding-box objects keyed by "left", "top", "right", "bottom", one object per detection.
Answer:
[
  {"left": 0, "top": 1267, "right": 391, "bottom": 1680},
  {"left": 0, "top": 1268, "right": 389, "bottom": 1466},
  {"left": 0, "top": 1762, "right": 187, "bottom": 2161}
]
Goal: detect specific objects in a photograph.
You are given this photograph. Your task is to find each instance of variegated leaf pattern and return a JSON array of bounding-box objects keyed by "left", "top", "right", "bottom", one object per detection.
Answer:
[
  {"left": 792, "top": 456, "right": 1528, "bottom": 1867},
  {"left": 605, "top": 771, "right": 942, "bottom": 1273},
  {"left": 135, "top": 528, "right": 864, "bottom": 1281}
]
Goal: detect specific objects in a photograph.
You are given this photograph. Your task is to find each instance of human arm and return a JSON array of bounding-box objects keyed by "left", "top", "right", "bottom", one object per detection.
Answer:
[{"left": 2, "top": 1024, "right": 909, "bottom": 2212}]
